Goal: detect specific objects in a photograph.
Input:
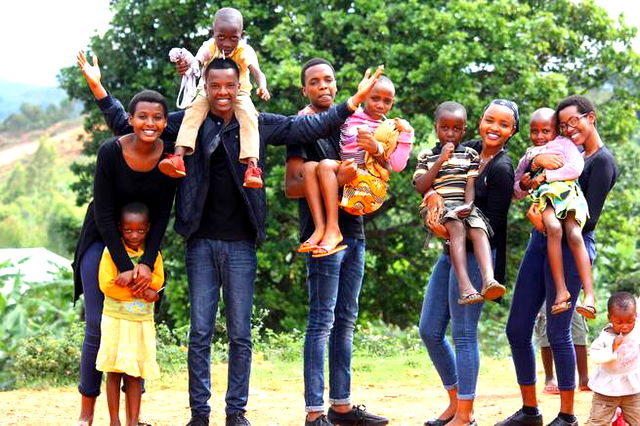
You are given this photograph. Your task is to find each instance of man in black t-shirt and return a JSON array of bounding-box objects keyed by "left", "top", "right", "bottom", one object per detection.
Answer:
[{"left": 285, "top": 59, "right": 388, "bottom": 426}]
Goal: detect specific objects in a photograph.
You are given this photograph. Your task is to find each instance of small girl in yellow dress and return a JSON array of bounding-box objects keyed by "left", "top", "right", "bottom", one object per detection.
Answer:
[{"left": 96, "top": 202, "right": 164, "bottom": 426}]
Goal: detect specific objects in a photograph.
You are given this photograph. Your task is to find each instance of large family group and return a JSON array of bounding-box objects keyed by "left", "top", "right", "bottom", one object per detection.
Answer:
[{"left": 71, "top": 7, "right": 637, "bottom": 426}]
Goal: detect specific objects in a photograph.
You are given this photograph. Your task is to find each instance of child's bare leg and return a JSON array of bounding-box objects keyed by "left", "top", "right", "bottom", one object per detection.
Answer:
[
  {"left": 542, "top": 205, "right": 571, "bottom": 308},
  {"left": 564, "top": 213, "right": 595, "bottom": 307},
  {"left": 444, "top": 220, "right": 476, "bottom": 298},
  {"left": 122, "top": 375, "right": 142, "bottom": 426},
  {"left": 467, "top": 228, "right": 495, "bottom": 289},
  {"left": 302, "top": 161, "right": 325, "bottom": 245},
  {"left": 317, "top": 159, "right": 343, "bottom": 247},
  {"left": 106, "top": 372, "right": 122, "bottom": 426}
]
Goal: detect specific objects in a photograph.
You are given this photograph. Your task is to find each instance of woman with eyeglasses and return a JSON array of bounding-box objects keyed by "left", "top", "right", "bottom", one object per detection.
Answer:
[{"left": 496, "top": 95, "right": 619, "bottom": 426}]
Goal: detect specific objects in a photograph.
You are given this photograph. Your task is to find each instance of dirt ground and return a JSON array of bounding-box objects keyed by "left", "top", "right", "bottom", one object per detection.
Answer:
[{"left": 0, "top": 358, "right": 596, "bottom": 426}]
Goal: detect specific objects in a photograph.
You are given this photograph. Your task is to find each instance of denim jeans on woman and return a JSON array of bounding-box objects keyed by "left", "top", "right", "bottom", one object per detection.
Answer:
[
  {"left": 78, "top": 241, "right": 106, "bottom": 397},
  {"left": 185, "top": 238, "right": 257, "bottom": 417},
  {"left": 419, "top": 250, "right": 494, "bottom": 400},
  {"left": 506, "top": 230, "right": 596, "bottom": 391},
  {"left": 304, "top": 237, "right": 365, "bottom": 412}
]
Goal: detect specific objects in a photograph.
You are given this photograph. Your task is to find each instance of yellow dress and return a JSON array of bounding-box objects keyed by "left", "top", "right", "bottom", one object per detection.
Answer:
[{"left": 95, "top": 245, "right": 164, "bottom": 379}]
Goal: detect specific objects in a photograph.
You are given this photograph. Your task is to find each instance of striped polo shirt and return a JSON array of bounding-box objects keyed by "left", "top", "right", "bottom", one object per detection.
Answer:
[{"left": 414, "top": 144, "right": 480, "bottom": 202}]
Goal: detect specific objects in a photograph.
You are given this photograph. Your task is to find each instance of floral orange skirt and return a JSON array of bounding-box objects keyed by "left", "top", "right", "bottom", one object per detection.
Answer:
[{"left": 339, "top": 170, "right": 388, "bottom": 216}]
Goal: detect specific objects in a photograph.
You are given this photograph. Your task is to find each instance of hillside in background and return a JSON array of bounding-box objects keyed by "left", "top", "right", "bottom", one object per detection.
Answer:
[
  {"left": 0, "top": 118, "right": 87, "bottom": 257},
  {"left": 0, "top": 81, "right": 67, "bottom": 120}
]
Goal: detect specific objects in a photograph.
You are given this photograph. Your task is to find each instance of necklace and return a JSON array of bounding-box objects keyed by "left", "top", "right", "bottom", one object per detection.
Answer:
[{"left": 479, "top": 153, "right": 495, "bottom": 169}]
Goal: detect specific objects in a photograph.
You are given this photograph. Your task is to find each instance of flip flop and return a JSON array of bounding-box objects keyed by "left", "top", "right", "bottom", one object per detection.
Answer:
[
  {"left": 543, "top": 384, "right": 560, "bottom": 394},
  {"left": 481, "top": 280, "right": 506, "bottom": 301},
  {"left": 550, "top": 299, "right": 572, "bottom": 315},
  {"left": 457, "top": 292, "right": 484, "bottom": 305},
  {"left": 297, "top": 240, "right": 318, "bottom": 253},
  {"left": 576, "top": 304, "right": 597, "bottom": 319},
  {"left": 311, "top": 242, "right": 348, "bottom": 258}
]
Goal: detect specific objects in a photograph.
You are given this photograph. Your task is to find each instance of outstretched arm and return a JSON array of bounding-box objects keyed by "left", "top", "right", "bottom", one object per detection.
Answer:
[
  {"left": 78, "top": 51, "right": 184, "bottom": 139},
  {"left": 262, "top": 66, "right": 385, "bottom": 146}
]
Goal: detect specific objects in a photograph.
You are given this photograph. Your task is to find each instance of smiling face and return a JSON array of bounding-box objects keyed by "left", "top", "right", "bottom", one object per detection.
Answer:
[
  {"left": 128, "top": 102, "right": 167, "bottom": 144},
  {"left": 558, "top": 105, "right": 596, "bottom": 147},
  {"left": 301, "top": 63, "right": 337, "bottom": 111},
  {"left": 120, "top": 212, "right": 150, "bottom": 251},
  {"left": 204, "top": 68, "right": 240, "bottom": 118},
  {"left": 212, "top": 19, "right": 243, "bottom": 57},
  {"left": 609, "top": 306, "right": 637, "bottom": 335},
  {"left": 435, "top": 110, "right": 466, "bottom": 146},
  {"left": 362, "top": 80, "right": 395, "bottom": 120},
  {"left": 479, "top": 104, "right": 516, "bottom": 150}
]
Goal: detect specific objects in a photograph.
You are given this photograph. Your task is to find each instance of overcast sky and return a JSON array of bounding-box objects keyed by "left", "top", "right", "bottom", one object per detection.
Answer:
[{"left": 0, "top": 0, "right": 638, "bottom": 87}]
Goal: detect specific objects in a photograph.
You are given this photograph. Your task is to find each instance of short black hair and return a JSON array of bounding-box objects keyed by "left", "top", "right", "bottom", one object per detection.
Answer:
[
  {"left": 121, "top": 202, "right": 150, "bottom": 221},
  {"left": 608, "top": 291, "right": 636, "bottom": 314},
  {"left": 555, "top": 95, "right": 596, "bottom": 117},
  {"left": 205, "top": 57, "right": 241, "bottom": 80},
  {"left": 128, "top": 90, "right": 168, "bottom": 118},
  {"left": 300, "top": 58, "right": 335, "bottom": 86},
  {"left": 434, "top": 101, "right": 467, "bottom": 122}
]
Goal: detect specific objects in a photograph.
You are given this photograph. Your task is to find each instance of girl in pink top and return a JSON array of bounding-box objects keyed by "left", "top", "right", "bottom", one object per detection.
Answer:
[
  {"left": 514, "top": 108, "right": 595, "bottom": 318},
  {"left": 298, "top": 74, "right": 413, "bottom": 257}
]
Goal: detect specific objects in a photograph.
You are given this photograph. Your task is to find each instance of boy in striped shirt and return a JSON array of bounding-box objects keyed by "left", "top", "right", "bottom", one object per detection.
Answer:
[{"left": 414, "top": 101, "right": 505, "bottom": 304}]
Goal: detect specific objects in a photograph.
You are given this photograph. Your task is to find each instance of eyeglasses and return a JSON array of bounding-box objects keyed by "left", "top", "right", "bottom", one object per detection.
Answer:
[{"left": 559, "top": 113, "right": 588, "bottom": 132}]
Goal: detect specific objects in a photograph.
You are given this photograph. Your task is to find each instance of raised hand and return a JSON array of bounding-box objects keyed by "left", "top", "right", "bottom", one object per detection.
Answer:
[
  {"left": 77, "top": 51, "right": 107, "bottom": 99},
  {"left": 351, "top": 65, "right": 385, "bottom": 106},
  {"left": 77, "top": 51, "right": 101, "bottom": 87},
  {"left": 176, "top": 58, "right": 190, "bottom": 76}
]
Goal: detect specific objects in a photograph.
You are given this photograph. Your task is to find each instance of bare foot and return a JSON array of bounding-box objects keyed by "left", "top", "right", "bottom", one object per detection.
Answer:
[
  {"left": 553, "top": 288, "right": 571, "bottom": 307},
  {"left": 318, "top": 230, "right": 343, "bottom": 249},
  {"left": 306, "top": 228, "right": 325, "bottom": 247},
  {"left": 459, "top": 284, "right": 478, "bottom": 299},
  {"left": 582, "top": 293, "right": 596, "bottom": 310},
  {"left": 78, "top": 395, "right": 96, "bottom": 426}
]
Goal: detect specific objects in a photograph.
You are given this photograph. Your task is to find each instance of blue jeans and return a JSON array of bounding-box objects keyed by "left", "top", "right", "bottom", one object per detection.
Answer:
[
  {"left": 185, "top": 238, "right": 257, "bottom": 417},
  {"left": 419, "top": 251, "right": 493, "bottom": 400},
  {"left": 303, "top": 238, "right": 365, "bottom": 412},
  {"left": 506, "top": 230, "right": 596, "bottom": 391},
  {"left": 78, "top": 241, "right": 106, "bottom": 397}
]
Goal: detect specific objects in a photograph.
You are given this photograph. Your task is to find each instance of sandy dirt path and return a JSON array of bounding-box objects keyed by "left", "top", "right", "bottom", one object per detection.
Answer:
[{"left": 1, "top": 358, "right": 595, "bottom": 425}]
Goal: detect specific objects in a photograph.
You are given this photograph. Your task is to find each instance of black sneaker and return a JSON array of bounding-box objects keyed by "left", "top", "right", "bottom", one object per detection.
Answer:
[
  {"left": 546, "top": 417, "right": 577, "bottom": 426},
  {"left": 424, "top": 416, "right": 453, "bottom": 426},
  {"left": 327, "top": 405, "right": 388, "bottom": 425},
  {"left": 494, "top": 409, "right": 543, "bottom": 426},
  {"left": 226, "top": 413, "right": 251, "bottom": 426},
  {"left": 306, "top": 414, "right": 335, "bottom": 426},
  {"left": 186, "top": 415, "right": 209, "bottom": 426}
]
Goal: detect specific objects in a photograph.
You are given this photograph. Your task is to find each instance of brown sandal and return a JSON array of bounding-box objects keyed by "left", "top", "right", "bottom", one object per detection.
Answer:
[{"left": 458, "top": 292, "right": 484, "bottom": 305}]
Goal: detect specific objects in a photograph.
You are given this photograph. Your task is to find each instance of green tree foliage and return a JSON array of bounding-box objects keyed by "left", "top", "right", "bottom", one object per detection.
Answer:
[
  {"left": 59, "top": 0, "right": 640, "bottom": 330},
  {"left": 0, "top": 142, "right": 82, "bottom": 256}
]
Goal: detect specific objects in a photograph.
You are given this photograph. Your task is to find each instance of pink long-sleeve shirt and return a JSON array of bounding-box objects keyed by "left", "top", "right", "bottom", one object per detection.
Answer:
[
  {"left": 340, "top": 108, "right": 413, "bottom": 172},
  {"left": 513, "top": 136, "right": 584, "bottom": 200}
]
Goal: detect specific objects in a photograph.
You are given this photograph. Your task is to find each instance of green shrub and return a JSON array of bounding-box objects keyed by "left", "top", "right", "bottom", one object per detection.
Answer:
[
  {"left": 14, "top": 322, "right": 84, "bottom": 388},
  {"left": 12, "top": 321, "right": 191, "bottom": 389}
]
